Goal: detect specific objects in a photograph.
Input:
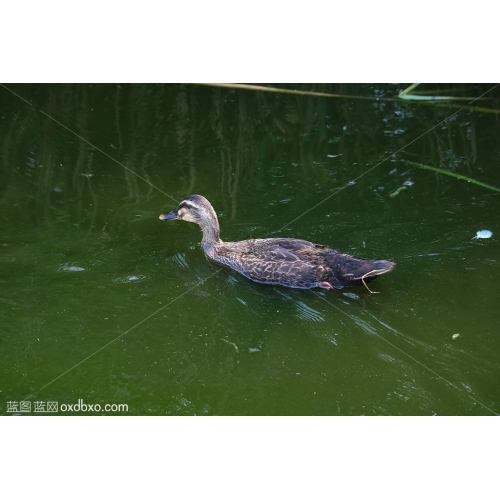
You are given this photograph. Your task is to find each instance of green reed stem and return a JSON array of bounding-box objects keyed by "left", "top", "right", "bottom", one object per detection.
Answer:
[{"left": 402, "top": 160, "right": 500, "bottom": 193}]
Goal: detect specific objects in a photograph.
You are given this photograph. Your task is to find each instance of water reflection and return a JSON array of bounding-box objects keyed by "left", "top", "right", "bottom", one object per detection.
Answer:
[{"left": 2, "top": 84, "right": 495, "bottom": 227}]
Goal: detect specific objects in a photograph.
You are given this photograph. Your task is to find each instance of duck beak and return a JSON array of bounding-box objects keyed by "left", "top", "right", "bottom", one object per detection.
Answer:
[{"left": 159, "top": 209, "right": 179, "bottom": 221}]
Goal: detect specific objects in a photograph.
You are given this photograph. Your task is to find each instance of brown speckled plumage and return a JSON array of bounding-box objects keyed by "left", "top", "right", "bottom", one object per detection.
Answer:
[{"left": 159, "top": 195, "right": 395, "bottom": 291}]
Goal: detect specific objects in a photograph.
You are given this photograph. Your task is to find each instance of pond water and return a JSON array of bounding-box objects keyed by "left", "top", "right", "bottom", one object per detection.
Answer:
[{"left": 1, "top": 83, "right": 499, "bottom": 415}]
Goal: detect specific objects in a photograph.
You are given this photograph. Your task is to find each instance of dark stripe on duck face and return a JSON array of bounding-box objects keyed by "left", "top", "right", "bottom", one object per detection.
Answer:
[{"left": 178, "top": 200, "right": 201, "bottom": 212}]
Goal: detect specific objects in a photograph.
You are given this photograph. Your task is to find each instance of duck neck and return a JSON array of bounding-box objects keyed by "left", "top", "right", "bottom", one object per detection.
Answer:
[{"left": 199, "top": 216, "right": 221, "bottom": 253}]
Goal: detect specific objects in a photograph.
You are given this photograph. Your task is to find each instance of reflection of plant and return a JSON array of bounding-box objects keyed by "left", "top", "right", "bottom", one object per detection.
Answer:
[{"left": 1, "top": 83, "right": 498, "bottom": 231}]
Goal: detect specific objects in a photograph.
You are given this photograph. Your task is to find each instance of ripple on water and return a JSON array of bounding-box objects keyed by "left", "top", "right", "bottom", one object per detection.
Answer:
[
  {"left": 236, "top": 297, "right": 248, "bottom": 307},
  {"left": 295, "top": 300, "right": 324, "bottom": 322},
  {"left": 378, "top": 352, "right": 396, "bottom": 363},
  {"left": 353, "top": 316, "right": 378, "bottom": 336},
  {"left": 113, "top": 275, "right": 147, "bottom": 284},
  {"left": 225, "top": 275, "right": 239, "bottom": 285},
  {"left": 173, "top": 253, "right": 189, "bottom": 269},
  {"left": 59, "top": 264, "right": 85, "bottom": 272}
]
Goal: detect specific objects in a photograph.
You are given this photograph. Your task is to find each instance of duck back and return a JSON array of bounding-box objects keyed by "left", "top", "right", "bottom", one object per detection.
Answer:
[{"left": 209, "top": 238, "right": 394, "bottom": 290}]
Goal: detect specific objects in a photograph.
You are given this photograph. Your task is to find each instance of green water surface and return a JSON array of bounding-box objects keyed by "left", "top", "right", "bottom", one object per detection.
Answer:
[{"left": 1, "top": 83, "right": 499, "bottom": 415}]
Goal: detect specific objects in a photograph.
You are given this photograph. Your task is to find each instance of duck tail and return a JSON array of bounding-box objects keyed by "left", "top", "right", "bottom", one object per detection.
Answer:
[
  {"left": 323, "top": 253, "right": 396, "bottom": 289},
  {"left": 371, "top": 260, "right": 396, "bottom": 275}
]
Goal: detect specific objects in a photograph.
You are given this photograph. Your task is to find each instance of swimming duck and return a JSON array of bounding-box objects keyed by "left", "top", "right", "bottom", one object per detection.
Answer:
[{"left": 159, "top": 195, "right": 395, "bottom": 292}]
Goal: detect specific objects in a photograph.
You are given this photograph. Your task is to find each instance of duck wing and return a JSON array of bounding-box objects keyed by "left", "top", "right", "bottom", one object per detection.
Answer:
[
  {"left": 211, "top": 238, "right": 395, "bottom": 290},
  {"left": 212, "top": 238, "right": 320, "bottom": 289}
]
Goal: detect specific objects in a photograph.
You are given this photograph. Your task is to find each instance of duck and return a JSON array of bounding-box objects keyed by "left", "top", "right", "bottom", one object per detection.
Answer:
[{"left": 159, "top": 194, "right": 395, "bottom": 292}]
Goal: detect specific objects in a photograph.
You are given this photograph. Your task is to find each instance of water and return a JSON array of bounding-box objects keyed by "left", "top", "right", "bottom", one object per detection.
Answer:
[{"left": 1, "top": 83, "right": 499, "bottom": 415}]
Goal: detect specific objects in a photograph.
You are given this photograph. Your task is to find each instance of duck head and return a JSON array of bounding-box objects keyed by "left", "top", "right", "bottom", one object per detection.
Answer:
[
  {"left": 159, "top": 194, "right": 221, "bottom": 244},
  {"left": 159, "top": 194, "right": 216, "bottom": 223}
]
